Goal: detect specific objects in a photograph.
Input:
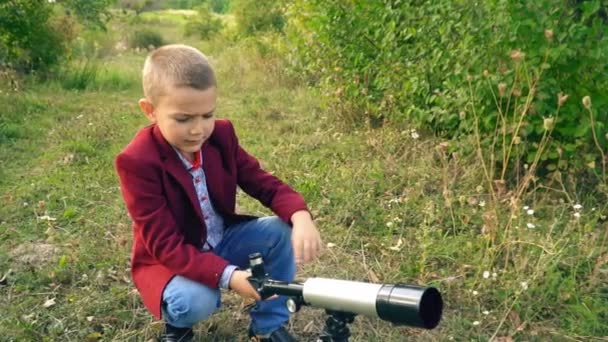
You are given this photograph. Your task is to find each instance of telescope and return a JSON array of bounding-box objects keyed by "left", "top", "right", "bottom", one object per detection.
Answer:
[{"left": 247, "top": 253, "right": 443, "bottom": 341}]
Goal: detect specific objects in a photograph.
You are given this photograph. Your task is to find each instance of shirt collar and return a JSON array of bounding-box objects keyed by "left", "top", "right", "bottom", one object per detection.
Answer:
[{"left": 172, "top": 147, "right": 202, "bottom": 172}]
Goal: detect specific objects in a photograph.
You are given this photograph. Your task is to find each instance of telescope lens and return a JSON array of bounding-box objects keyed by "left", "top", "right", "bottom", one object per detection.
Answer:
[{"left": 376, "top": 284, "right": 443, "bottom": 329}]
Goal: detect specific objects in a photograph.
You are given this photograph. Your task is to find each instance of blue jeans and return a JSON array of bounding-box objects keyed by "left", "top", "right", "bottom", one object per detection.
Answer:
[{"left": 161, "top": 216, "right": 295, "bottom": 335}]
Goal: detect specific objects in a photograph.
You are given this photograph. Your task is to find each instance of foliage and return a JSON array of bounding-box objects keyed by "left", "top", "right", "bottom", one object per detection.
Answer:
[
  {"left": 0, "top": 0, "right": 111, "bottom": 72},
  {"left": 231, "top": 0, "right": 284, "bottom": 35},
  {"left": 207, "top": 0, "right": 230, "bottom": 13},
  {"left": 129, "top": 29, "right": 166, "bottom": 50},
  {"left": 286, "top": 0, "right": 608, "bottom": 180},
  {"left": 184, "top": 5, "right": 224, "bottom": 39}
]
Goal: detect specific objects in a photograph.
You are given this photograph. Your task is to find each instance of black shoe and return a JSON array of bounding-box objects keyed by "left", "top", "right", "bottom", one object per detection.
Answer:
[
  {"left": 248, "top": 325, "right": 296, "bottom": 342},
  {"left": 159, "top": 324, "right": 194, "bottom": 342}
]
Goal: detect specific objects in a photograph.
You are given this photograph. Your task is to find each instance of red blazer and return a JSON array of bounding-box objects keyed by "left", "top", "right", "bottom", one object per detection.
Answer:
[{"left": 115, "top": 119, "right": 308, "bottom": 319}]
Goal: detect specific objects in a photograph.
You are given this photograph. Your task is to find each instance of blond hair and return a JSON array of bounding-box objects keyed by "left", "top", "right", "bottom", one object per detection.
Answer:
[{"left": 142, "top": 44, "right": 216, "bottom": 104}]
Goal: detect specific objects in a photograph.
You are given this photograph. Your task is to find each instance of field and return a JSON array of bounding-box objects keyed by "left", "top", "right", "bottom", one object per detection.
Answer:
[{"left": 0, "top": 9, "right": 606, "bottom": 341}]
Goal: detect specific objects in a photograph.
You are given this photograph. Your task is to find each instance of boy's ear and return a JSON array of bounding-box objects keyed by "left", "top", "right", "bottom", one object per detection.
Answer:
[{"left": 138, "top": 98, "right": 156, "bottom": 122}]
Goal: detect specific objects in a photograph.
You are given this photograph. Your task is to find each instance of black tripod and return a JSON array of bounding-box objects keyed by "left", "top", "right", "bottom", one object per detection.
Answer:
[{"left": 316, "top": 310, "right": 357, "bottom": 342}]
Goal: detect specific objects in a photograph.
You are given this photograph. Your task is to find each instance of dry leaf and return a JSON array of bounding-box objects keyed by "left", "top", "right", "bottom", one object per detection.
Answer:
[
  {"left": 367, "top": 269, "right": 380, "bottom": 283},
  {"left": 43, "top": 298, "right": 56, "bottom": 308},
  {"left": 493, "top": 337, "right": 513, "bottom": 342},
  {"left": 388, "top": 238, "right": 403, "bottom": 251}
]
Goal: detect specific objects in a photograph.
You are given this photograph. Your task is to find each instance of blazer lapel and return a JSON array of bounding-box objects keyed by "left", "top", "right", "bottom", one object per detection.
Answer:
[{"left": 152, "top": 125, "right": 205, "bottom": 224}]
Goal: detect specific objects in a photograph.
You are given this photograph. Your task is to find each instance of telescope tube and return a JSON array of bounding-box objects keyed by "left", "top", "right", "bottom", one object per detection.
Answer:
[{"left": 301, "top": 278, "right": 442, "bottom": 329}]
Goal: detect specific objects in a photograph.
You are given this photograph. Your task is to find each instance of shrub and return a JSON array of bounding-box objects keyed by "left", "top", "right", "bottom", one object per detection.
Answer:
[
  {"left": 231, "top": 0, "right": 284, "bottom": 35},
  {"left": 129, "top": 29, "right": 166, "bottom": 50},
  {"left": 0, "top": 0, "right": 110, "bottom": 72},
  {"left": 286, "top": 0, "right": 608, "bottom": 179},
  {"left": 184, "top": 6, "right": 224, "bottom": 39}
]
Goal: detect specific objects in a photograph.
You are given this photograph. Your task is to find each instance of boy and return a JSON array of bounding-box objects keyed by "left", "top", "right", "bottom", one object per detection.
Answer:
[{"left": 115, "top": 44, "right": 322, "bottom": 342}]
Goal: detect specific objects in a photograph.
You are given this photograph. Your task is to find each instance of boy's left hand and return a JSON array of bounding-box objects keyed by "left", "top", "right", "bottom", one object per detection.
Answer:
[{"left": 291, "top": 210, "right": 322, "bottom": 265}]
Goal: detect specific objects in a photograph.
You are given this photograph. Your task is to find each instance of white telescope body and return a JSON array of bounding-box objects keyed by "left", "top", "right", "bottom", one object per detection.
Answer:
[
  {"left": 248, "top": 253, "right": 443, "bottom": 330},
  {"left": 300, "top": 277, "right": 443, "bottom": 329}
]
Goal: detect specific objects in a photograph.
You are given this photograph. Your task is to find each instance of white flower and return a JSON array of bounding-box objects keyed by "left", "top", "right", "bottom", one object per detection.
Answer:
[
  {"left": 573, "top": 204, "right": 583, "bottom": 210},
  {"left": 526, "top": 222, "right": 535, "bottom": 229},
  {"left": 492, "top": 272, "right": 497, "bottom": 278},
  {"left": 472, "top": 290, "right": 479, "bottom": 296},
  {"left": 326, "top": 242, "right": 336, "bottom": 248},
  {"left": 410, "top": 129, "right": 420, "bottom": 139},
  {"left": 520, "top": 281, "right": 528, "bottom": 290},
  {"left": 479, "top": 200, "right": 486, "bottom": 207},
  {"left": 386, "top": 222, "right": 394, "bottom": 228},
  {"left": 523, "top": 205, "right": 529, "bottom": 210},
  {"left": 482, "top": 271, "right": 490, "bottom": 279},
  {"left": 573, "top": 212, "right": 581, "bottom": 219},
  {"left": 482, "top": 310, "right": 490, "bottom": 315},
  {"left": 472, "top": 321, "right": 480, "bottom": 326},
  {"left": 526, "top": 209, "right": 534, "bottom": 215}
]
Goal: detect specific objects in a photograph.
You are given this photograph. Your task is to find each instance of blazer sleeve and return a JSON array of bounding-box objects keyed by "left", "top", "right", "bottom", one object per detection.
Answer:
[
  {"left": 227, "top": 122, "right": 309, "bottom": 223},
  {"left": 115, "top": 153, "right": 229, "bottom": 287}
]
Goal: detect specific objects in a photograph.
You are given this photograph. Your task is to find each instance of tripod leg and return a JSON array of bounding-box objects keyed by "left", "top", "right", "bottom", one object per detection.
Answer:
[{"left": 316, "top": 310, "right": 356, "bottom": 342}]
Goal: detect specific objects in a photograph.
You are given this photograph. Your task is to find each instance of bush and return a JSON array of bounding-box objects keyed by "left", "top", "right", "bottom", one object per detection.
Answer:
[
  {"left": 231, "top": 0, "right": 284, "bottom": 35},
  {"left": 286, "top": 0, "right": 608, "bottom": 179},
  {"left": 184, "top": 6, "right": 224, "bottom": 39},
  {"left": 0, "top": 0, "right": 110, "bottom": 72},
  {"left": 129, "top": 29, "right": 166, "bottom": 50}
]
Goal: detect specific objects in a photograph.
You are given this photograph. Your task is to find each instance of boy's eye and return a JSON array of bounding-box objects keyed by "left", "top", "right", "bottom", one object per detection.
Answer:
[{"left": 175, "top": 117, "right": 190, "bottom": 122}]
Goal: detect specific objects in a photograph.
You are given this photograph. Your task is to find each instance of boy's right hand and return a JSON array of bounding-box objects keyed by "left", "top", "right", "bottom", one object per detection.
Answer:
[{"left": 229, "top": 270, "right": 262, "bottom": 301}]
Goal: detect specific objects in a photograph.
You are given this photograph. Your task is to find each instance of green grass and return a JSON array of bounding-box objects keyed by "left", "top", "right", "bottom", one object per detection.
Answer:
[{"left": 0, "top": 10, "right": 607, "bottom": 342}]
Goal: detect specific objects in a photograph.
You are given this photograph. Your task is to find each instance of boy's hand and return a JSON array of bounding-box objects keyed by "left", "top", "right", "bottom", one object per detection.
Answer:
[
  {"left": 291, "top": 210, "right": 322, "bottom": 265},
  {"left": 229, "top": 270, "right": 261, "bottom": 301}
]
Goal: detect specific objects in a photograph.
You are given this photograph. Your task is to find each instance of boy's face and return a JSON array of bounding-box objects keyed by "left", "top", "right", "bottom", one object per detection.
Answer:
[{"left": 139, "top": 86, "right": 216, "bottom": 160}]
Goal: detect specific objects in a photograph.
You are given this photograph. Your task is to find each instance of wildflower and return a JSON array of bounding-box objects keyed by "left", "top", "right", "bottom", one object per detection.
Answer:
[
  {"left": 543, "top": 117, "right": 555, "bottom": 131},
  {"left": 479, "top": 200, "right": 486, "bottom": 208},
  {"left": 520, "top": 281, "right": 528, "bottom": 290},
  {"left": 482, "top": 310, "right": 490, "bottom": 315},
  {"left": 472, "top": 290, "right": 479, "bottom": 296},
  {"left": 483, "top": 70, "right": 490, "bottom": 77},
  {"left": 582, "top": 96, "right": 592, "bottom": 109},
  {"left": 386, "top": 221, "right": 394, "bottom": 228},
  {"left": 410, "top": 129, "right": 420, "bottom": 139},
  {"left": 509, "top": 49, "right": 525, "bottom": 62},
  {"left": 498, "top": 83, "right": 507, "bottom": 97},
  {"left": 473, "top": 321, "right": 480, "bottom": 326},
  {"left": 526, "top": 209, "right": 534, "bottom": 216},
  {"left": 544, "top": 29, "right": 554, "bottom": 42},
  {"left": 326, "top": 242, "right": 336, "bottom": 248},
  {"left": 526, "top": 222, "right": 535, "bottom": 229},
  {"left": 513, "top": 136, "right": 521, "bottom": 145},
  {"left": 483, "top": 271, "right": 490, "bottom": 279},
  {"left": 558, "top": 92, "right": 569, "bottom": 107},
  {"left": 523, "top": 205, "right": 529, "bottom": 210},
  {"left": 512, "top": 88, "right": 522, "bottom": 97},
  {"left": 492, "top": 272, "right": 497, "bottom": 278},
  {"left": 573, "top": 204, "right": 583, "bottom": 210},
  {"left": 459, "top": 111, "right": 466, "bottom": 120},
  {"left": 573, "top": 212, "right": 581, "bottom": 219},
  {"left": 23, "top": 202, "right": 29, "bottom": 207}
]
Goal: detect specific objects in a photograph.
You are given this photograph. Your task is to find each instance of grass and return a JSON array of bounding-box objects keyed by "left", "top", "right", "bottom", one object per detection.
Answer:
[{"left": 0, "top": 10, "right": 607, "bottom": 342}]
